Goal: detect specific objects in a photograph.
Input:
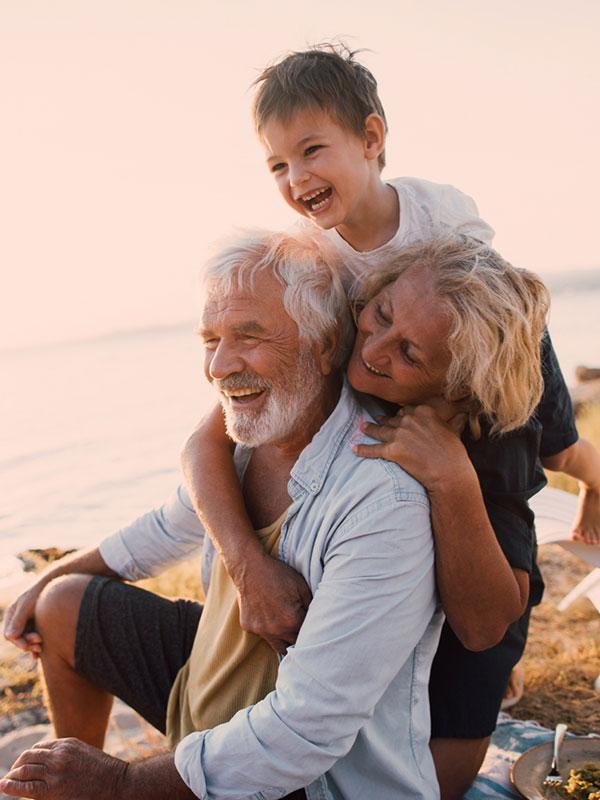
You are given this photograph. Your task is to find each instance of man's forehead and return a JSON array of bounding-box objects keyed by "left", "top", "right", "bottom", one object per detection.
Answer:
[{"left": 200, "top": 277, "right": 289, "bottom": 330}]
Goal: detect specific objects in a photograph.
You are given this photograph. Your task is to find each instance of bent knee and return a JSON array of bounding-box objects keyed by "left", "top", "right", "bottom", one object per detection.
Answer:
[{"left": 35, "top": 574, "right": 95, "bottom": 638}]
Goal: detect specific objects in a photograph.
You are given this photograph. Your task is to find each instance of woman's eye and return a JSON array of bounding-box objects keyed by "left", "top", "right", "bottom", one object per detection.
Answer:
[
  {"left": 400, "top": 342, "right": 417, "bottom": 366},
  {"left": 375, "top": 304, "right": 391, "bottom": 324},
  {"left": 304, "top": 145, "right": 322, "bottom": 156}
]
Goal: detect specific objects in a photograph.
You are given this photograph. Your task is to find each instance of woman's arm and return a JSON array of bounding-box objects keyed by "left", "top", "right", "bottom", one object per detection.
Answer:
[
  {"left": 542, "top": 438, "right": 600, "bottom": 544},
  {"left": 355, "top": 405, "right": 529, "bottom": 651},
  {"left": 181, "top": 404, "right": 311, "bottom": 653}
]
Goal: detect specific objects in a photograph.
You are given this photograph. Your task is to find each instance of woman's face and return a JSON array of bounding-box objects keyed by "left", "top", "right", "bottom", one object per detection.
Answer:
[{"left": 347, "top": 265, "right": 454, "bottom": 407}]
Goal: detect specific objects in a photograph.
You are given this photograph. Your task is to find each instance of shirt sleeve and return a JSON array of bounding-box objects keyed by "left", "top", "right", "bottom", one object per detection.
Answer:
[
  {"left": 407, "top": 177, "right": 495, "bottom": 244},
  {"left": 536, "top": 330, "right": 579, "bottom": 457},
  {"left": 99, "top": 484, "right": 205, "bottom": 580},
  {"left": 173, "top": 498, "right": 437, "bottom": 800}
]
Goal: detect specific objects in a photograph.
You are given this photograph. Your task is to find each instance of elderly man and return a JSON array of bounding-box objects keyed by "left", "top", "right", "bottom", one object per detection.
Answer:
[{"left": 1, "top": 231, "right": 442, "bottom": 800}]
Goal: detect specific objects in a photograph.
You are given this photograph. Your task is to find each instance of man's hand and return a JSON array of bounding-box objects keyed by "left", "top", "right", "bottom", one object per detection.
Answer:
[
  {"left": 236, "top": 552, "right": 312, "bottom": 654},
  {"left": 0, "top": 738, "right": 128, "bottom": 800},
  {"left": 0, "top": 739, "right": 197, "bottom": 800},
  {"left": 3, "top": 583, "right": 45, "bottom": 657},
  {"left": 354, "top": 404, "right": 473, "bottom": 494},
  {"left": 571, "top": 484, "right": 600, "bottom": 544}
]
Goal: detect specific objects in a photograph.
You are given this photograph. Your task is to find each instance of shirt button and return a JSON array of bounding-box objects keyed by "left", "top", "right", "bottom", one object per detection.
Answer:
[{"left": 310, "top": 481, "right": 318, "bottom": 492}]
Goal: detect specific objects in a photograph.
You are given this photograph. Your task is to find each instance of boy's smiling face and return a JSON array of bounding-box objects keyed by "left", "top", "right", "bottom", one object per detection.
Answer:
[{"left": 261, "top": 107, "right": 380, "bottom": 231}]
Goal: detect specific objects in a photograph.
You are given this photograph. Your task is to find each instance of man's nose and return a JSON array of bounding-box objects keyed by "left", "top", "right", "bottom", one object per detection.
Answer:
[{"left": 207, "top": 342, "right": 245, "bottom": 381}]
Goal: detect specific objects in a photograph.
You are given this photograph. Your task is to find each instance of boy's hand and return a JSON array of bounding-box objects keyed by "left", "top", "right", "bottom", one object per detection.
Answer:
[
  {"left": 571, "top": 484, "right": 600, "bottom": 544},
  {"left": 3, "top": 583, "right": 45, "bottom": 657},
  {"left": 354, "top": 403, "right": 474, "bottom": 494},
  {"left": 235, "top": 553, "right": 312, "bottom": 654}
]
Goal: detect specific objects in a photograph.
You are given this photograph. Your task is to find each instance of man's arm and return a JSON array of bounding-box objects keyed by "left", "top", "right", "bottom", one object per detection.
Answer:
[
  {"left": 173, "top": 498, "right": 437, "bottom": 799},
  {"left": 3, "top": 547, "right": 118, "bottom": 654},
  {"left": 3, "top": 484, "right": 205, "bottom": 654}
]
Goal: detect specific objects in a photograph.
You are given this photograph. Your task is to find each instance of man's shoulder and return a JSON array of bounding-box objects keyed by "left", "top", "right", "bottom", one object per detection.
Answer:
[{"left": 294, "top": 385, "right": 429, "bottom": 511}]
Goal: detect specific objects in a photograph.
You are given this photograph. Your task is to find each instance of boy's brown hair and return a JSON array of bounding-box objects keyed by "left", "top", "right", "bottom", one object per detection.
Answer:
[{"left": 253, "top": 43, "right": 388, "bottom": 169}]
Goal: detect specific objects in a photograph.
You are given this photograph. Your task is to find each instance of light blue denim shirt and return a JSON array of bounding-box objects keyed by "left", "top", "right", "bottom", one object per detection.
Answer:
[{"left": 100, "top": 380, "right": 443, "bottom": 800}]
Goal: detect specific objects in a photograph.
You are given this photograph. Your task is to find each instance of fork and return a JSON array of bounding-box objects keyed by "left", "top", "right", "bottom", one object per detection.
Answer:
[{"left": 543, "top": 723, "right": 568, "bottom": 787}]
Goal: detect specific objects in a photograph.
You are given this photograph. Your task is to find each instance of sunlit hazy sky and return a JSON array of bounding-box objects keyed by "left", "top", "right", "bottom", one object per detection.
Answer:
[{"left": 2, "top": 0, "right": 599, "bottom": 349}]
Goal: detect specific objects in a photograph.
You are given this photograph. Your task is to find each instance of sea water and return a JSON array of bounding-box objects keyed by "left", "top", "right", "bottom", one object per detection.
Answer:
[{"left": 1, "top": 272, "right": 599, "bottom": 590}]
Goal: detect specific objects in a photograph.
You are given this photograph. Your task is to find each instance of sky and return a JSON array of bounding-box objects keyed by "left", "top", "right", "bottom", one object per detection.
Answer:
[{"left": 1, "top": 0, "right": 599, "bottom": 349}]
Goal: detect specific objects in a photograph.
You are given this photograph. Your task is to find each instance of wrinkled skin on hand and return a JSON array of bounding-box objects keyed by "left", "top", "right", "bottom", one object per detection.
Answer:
[
  {"left": 3, "top": 583, "right": 44, "bottom": 657},
  {"left": 0, "top": 739, "right": 196, "bottom": 800},
  {"left": 0, "top": 738, "right": 128, "bottom": 800},
  {"left": 236, "top": 552, "right": 312, "bottom": 654}
]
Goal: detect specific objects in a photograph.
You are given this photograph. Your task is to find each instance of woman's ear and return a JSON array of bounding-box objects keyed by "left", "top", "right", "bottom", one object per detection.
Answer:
[{"left": 363, "top": 114, "right": 386, "bottom": 162}]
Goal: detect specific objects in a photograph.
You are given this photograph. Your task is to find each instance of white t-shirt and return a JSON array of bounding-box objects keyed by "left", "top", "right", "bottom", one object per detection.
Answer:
[{"left": 313, "top": 176, "right": 495, "bottom": 282}]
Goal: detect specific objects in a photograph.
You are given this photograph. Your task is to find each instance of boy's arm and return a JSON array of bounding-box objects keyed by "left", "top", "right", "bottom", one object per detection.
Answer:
[
  {"left": 542, "top": 438, "right": 600, "bottom": 544},
  {"left": 534, "top": 331, "right": 600, "bottom": 542},
  {"left": 355, "top": 405, "right": 529, "bottom": 651},
  {"left": 181, "top": 404, "right": 311, "bottom": 653}
]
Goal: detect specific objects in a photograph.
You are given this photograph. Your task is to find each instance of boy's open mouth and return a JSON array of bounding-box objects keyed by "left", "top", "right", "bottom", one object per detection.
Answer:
[{"left": 299, "top": 187, "right": 332, "bottom": 213}]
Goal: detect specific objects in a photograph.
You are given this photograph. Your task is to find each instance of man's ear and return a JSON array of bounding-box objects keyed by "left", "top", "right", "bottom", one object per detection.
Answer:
[
  {"left": 363, "top": 114, "right": 386, "bottom": 162},
  {"left": 313, "top": 333, "right": 339, "bottom": 376}
]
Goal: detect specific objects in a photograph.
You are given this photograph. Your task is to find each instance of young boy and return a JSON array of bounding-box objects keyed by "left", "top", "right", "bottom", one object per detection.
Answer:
[{"left": 178, "top": 45, "right": 600, "bottom": 799}]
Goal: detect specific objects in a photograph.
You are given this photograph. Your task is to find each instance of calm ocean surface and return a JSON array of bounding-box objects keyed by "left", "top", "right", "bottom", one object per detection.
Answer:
[{"left": 1, "top": 271, "right": 599, "bottom": 589}]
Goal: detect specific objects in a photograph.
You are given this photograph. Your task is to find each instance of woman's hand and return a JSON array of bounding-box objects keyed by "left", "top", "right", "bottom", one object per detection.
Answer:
[
  {"left": 571, "top": 484, "right": 600, "bottom": 544},
  {"left": 354, "top": 402, "right": 473, "bottom": 493}
]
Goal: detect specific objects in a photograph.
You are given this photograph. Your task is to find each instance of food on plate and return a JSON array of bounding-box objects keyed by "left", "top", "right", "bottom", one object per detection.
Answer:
[{"left": 561, "top": 763, "right": 600, "bottom": 800}]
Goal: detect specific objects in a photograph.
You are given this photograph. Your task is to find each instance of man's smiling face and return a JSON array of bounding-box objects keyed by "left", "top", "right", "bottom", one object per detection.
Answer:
[
  {"left": 261, "top": 107, "right": 372, "bottom": 231},
  {"left": 199, "top": 271, "right": 325, "bottom": 447}
]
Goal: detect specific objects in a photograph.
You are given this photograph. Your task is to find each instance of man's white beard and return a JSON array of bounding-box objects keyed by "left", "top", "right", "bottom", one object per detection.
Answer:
[{"left": 216, "top": 347, "right": 325, "bottom": 448}]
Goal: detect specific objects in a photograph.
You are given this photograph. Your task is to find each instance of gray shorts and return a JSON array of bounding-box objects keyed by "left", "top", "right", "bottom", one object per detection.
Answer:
[{"left": 74, "top": 576, "right": 202, "bottom": 733}]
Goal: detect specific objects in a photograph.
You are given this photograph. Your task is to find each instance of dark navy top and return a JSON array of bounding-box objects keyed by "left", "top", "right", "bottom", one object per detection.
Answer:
[{"left": 463, "top": 330, "right": 578, "bottom": 606}]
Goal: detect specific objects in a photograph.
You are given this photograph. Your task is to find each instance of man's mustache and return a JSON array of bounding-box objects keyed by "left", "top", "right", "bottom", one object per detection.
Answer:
[{"left": 213, "top": 372, "right": 272, "bottom": 394}]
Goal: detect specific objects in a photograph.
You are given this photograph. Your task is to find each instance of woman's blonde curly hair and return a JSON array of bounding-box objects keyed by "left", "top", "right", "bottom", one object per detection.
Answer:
[{"left": 352, "top": 235, "right": 550, "bottom": 436}]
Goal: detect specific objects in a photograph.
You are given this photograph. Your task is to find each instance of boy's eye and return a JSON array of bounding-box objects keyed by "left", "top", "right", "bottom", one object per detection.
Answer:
[
  {"left": 271, "top": 162, "right": 286, "bottom": 173},
  {"left": 304, "top": 145, "right": 322, "bottom": 157}
]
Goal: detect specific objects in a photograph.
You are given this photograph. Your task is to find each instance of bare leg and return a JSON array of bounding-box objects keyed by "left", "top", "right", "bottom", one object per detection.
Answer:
[
  {"left": 430, "top": 736, "right": 490, "bottom": 800},
  {"left": 35, "top": 574, "right": 113, "bottom": 748}
]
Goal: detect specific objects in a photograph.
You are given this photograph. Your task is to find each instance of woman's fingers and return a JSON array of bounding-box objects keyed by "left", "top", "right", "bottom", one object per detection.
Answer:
[{"left": 353, "top": 442, "right": 390, "bottom": 460}]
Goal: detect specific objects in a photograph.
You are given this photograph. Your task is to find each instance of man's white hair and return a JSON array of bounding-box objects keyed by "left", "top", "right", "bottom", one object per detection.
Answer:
[{"left": 200, "top": 229, "right": 354, "bottom": 369}]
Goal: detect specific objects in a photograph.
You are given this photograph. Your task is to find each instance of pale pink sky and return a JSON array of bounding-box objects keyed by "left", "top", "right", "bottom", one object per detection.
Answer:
[{"left": 1, "top": 0, "right": 599, "bottom": 348}]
